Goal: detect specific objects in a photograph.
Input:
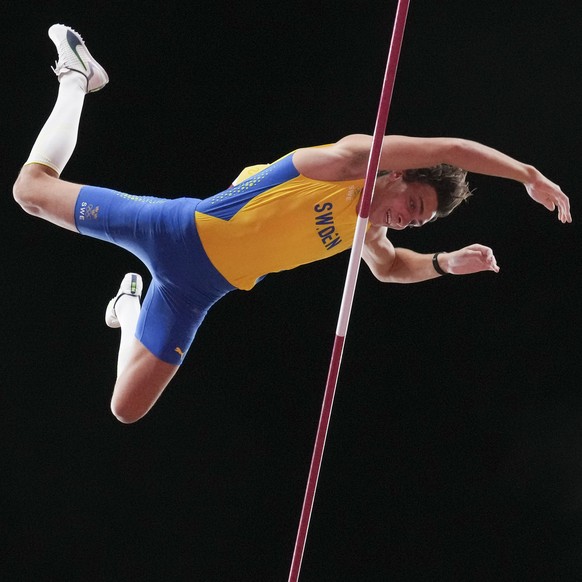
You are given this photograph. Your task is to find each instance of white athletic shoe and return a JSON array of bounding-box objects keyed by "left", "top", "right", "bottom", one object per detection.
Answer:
[
  {"left": 105, "top": 273, "right": 143, "bottom": 329},
  {"left": 48, "top": 24, "right": 109, "bottom": 93}
]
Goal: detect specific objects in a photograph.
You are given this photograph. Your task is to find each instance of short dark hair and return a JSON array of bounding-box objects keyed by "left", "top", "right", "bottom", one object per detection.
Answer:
[{"left": 402, "top": 165, "right": 472, "bottom": 218}]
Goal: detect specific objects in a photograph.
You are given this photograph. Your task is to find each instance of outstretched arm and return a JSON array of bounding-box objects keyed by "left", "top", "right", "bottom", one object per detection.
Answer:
[
  {"left": 363, "top": 225, "right": 499, "bottom": 283},
  {"left": 294, "top": 134, "right": 572, "bottom": 223}
]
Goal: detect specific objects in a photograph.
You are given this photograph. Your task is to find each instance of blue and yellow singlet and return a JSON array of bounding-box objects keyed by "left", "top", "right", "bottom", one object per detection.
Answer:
[{"left": 195, "top": 152, "right": 365, "bottom": 290}]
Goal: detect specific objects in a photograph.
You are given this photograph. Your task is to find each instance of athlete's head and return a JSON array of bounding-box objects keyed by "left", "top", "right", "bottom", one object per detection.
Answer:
[
  {"left": 401, "top": 164, "right": 472, "bottom": 219},
  {"left": 370, "top": 165, "right": 472, "bottom": 229}
]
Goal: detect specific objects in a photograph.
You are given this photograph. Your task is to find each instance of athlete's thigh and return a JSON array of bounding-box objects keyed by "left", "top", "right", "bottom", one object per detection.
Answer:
[
  {"left": 111, "top": 338, "right": 179, "bottom": 423},
  {"left": 73, "top": 184, "right": 173, "bottom": 270},
  {"left": 134, "top": 278, "right": 211, "bottom": 366},
  {"left": 131, "top": 197, "right": 235, "bottom": 365}
]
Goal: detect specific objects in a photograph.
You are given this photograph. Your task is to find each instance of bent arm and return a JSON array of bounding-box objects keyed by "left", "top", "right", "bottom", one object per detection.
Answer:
[
  {"left": 346, "top": 134, "right": 539, "bottom": 181},
  {"left": 362, "top": 227, "right": 437, "bottom": 283},
  {"left": 294, "top": 134, "right": 571, "bottom": 222},
  {"left": 363, "top": 226, "right": 499, "bottom": 283},
  {"left": 295, "top": 134, "right": 532, "bottom": 179}
]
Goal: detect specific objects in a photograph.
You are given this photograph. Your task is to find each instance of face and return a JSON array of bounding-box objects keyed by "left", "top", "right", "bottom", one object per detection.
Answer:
[{"left": 369, "top": 172, "right": 438, "bottom": 229}]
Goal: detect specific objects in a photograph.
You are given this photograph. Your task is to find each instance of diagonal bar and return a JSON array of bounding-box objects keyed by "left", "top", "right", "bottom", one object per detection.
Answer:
[{"left": 288, "top": 2, "right": 411, "bottom": 580}]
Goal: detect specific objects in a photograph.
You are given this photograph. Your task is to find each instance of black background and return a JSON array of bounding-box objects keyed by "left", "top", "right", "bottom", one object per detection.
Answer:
[{"left": 2, "top": 1, "right": 581, "bottom": 580}]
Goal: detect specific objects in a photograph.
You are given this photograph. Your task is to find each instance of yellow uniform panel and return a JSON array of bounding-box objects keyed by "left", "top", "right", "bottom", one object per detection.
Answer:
[{"left": 195, "top": 153, "right": 364, "bottom": 290}]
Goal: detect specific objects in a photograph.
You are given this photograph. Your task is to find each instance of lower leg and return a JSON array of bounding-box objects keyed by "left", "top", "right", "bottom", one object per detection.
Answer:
[
  {"left": 24, "top": 71, "right": 86, "bottom": 175},
  {"left": 105, "top": 273, "right": 144, "bottom": 377},
  {"left": 13, "top": 69, "right": 87, "bottom": 230},
  {"left": 106, "top": 276, "right": 180, "bottom": 423},
  {"left": 114, "top": 294, "right": 142, "bottom": 377},
  {"left": 14, "top": 25, "right": 108, "bottom": 230}
]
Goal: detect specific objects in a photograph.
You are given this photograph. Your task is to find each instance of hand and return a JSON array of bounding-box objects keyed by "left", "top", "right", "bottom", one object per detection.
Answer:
[
  {"left": 524, "top": 171, "right": 571, "bottom": 223},
  {"left": 443, "top": 244, "right": 500, "bottom": 275}
]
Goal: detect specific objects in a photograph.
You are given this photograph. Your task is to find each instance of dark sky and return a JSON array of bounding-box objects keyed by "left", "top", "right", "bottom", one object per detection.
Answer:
[{"left": 2, "top": 2, "right": 581, "bottom": 580}]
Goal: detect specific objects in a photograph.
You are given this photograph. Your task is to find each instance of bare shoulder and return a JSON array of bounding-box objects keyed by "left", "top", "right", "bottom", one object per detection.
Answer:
[
  {"left": 293, "top": 134, "right": 373, "bottom": 181},
  {"left": 293, "top": 134, "right": 461, "bottom": 181}
]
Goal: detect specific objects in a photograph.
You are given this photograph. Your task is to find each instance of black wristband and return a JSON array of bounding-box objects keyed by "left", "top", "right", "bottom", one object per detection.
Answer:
[{"left": 432, "top": 252, "right": 447, "bottom": 276}]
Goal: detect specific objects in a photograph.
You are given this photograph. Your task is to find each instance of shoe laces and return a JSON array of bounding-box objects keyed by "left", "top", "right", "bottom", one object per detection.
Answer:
[{"left": 51, "top": 59, "right": 67, "bottom": 76}]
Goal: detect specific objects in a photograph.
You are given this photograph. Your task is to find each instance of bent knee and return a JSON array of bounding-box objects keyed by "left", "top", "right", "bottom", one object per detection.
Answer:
[
  {"left": 13, "top": 166, "right": 53, "bottom": 215},
  {"left": 110, "top": 401, "right": 147, "bottom": 424},
  {"left": 13, "top": 171, "right": 37, "bottom": 213},
  {"left": 13, "top": 166, "right": 80, "bottom": 231}
]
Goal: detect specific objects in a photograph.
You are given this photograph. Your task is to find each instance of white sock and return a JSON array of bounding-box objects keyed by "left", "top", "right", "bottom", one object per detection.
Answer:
[
  {"left": 24, "top": 71, "right": 87, "bottom": 174},
  {"left": 114, "top": 295, "right": 141, "bottom": 378}
]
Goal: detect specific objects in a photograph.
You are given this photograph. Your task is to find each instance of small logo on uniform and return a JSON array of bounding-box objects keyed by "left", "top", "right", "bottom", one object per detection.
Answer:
[
  {"left": 174, "top": 347, "right": 185, "bottom": 358},
  {"left": 346, "top": 185, "right": 362, "bottom": 201},
  {"left": 78, "top": 201, "right": 100, "bottom": 221}
]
